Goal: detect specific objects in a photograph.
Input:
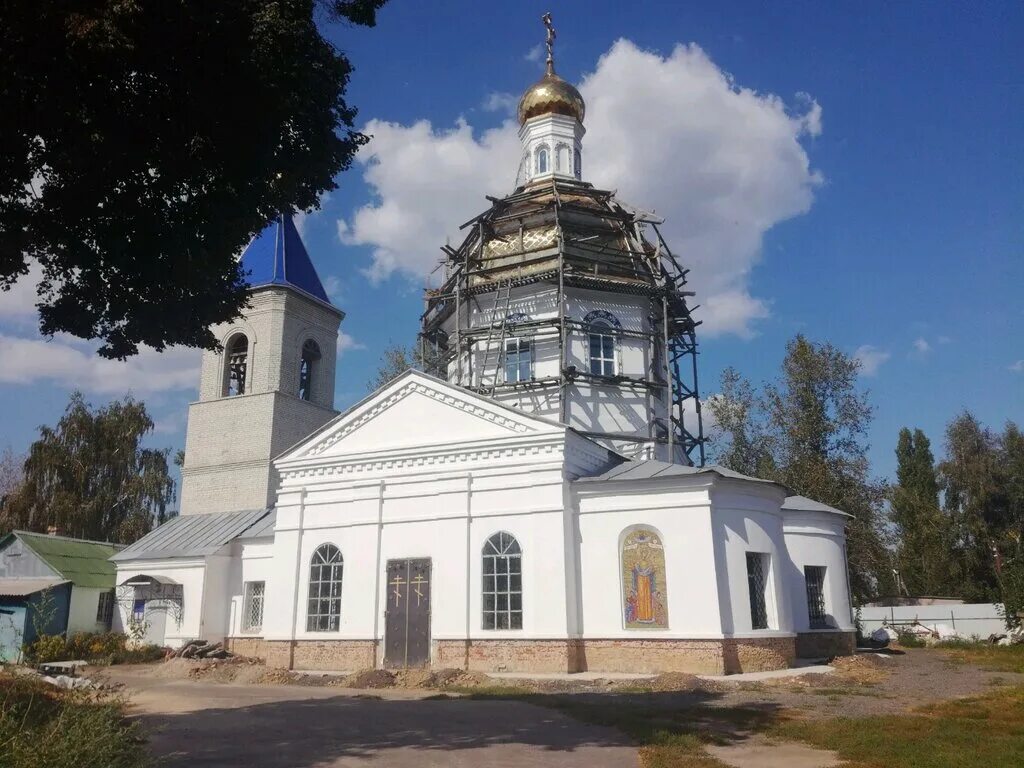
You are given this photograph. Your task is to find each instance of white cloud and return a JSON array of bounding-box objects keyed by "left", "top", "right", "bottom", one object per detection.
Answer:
[
  {"left": 937, "top": 335, "right": 952, "bottom": 345},
  {"left": 854, "top": 345, "right": 891, "bottom": 377},
  {"left": 524, "top": 43, "right": 545, "bottom": 63},
  {"left": 339, "top": 39, "right": 822, "bottom": 337},
  {"left": 0, "top": 334, "right": 200, "bottom": 394},
  {"left": 0, "top": 261, "right": 43, "bottom": 319},
  {"left": 1010, "top": 360, "right": 1024, "bottom": 373},
  {"left": 482, "top": 92, "right": 518, "bottom": 115},
  {"left": 321, "top": 275, "right": 344, "bottom": 300},
  {"left": 913, "top": 337, "right": 931, "bottom": 354},
  {"left": 336, "top": 332, "right": 365, "bottom": 356}
]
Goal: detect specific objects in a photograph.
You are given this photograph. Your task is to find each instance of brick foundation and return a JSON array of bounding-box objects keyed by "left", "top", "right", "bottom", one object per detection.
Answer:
[
  {"left": 434, "top": 639, "right": 583, "bottom": 673},
  {"left": 795, "top": 630, "right": 856, "bottom": 659},
  {"left": 226, "top": 635, "right": 796, "bottom": 675}
]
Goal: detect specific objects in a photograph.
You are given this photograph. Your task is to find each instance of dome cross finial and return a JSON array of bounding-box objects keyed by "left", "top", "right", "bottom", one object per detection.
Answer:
[{"left": 542, "top": 12, "right": 556, "bottom": 75}]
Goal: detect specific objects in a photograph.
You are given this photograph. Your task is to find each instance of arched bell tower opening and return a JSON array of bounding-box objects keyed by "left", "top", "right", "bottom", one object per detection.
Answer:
[{"left": 420, "top": 13, "right": 705, "bottom": 465}]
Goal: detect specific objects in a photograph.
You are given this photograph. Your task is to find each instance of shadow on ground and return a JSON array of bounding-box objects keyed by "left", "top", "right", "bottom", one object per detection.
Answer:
[{"left": 133, "top": 684, "right": 788, "bottom": 768}]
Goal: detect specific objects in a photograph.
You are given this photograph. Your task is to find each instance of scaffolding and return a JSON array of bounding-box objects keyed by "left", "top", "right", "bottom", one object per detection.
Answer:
[{"left": 420, "top": 178, "right": 706, "bottom": 466}]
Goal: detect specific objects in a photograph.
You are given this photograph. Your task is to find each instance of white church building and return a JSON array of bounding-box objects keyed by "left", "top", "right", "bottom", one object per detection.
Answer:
[{"left": 112, "top": 26, "right": 855, "bottom": 675}]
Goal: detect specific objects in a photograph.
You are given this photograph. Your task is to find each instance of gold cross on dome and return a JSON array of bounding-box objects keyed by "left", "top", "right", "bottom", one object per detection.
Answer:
[{"left": 542, "top": 12, "right": 556, "bottom": 74}]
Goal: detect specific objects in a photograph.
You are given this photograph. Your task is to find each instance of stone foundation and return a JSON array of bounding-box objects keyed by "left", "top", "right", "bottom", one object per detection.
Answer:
[
  {"left": 434, "top": 639, "right": 583, "bottom": 673},
  {"left": 225, "top": 636, "right": 267, "bottom": 659},
  {"left": 795, "top": 630, "right": 856, "bottom": 659},
  {"left": 227, "top": 635, "right": 796, "bottom": 675},
  {"left": 240, "top": 639, "right": 377, "bottom": 670}
]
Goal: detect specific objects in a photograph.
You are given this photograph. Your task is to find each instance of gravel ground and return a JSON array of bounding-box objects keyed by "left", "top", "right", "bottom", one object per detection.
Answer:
[{"left": 710, "top": 648, "right": 1024, "bottom": 718}]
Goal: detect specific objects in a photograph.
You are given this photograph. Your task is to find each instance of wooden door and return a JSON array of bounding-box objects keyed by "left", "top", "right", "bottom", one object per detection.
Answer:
[{"left": 384, "top": 558, "right": 431, "bottom": 668}]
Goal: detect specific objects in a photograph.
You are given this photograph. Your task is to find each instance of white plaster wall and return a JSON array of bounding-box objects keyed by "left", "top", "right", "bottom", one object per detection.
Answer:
[
  {"left": 227, "top": 538, "right": 276, "bottom": 636},
  {"left": 112, "top": 559, "right": 206, "bottom": 648},
  {"left": 67, "top": 587, "right": 106, "bottom": 634},
  {"left": 576, "top": 481, "right": 724, "bottom": 637},
  {"left": 783, "top": 512, "right": 855, "bottom": 633},
  {"left": 710, "top": 484, "right": 794, "bottom": 637}
]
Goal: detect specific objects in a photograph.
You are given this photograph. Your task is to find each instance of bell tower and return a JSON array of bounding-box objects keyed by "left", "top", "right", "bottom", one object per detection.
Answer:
[
  {"left": 178, "top": 215, "right": 345, "bottom": 515},
  {"left": 421, "top": 14, "right": 705, "bottom": 464}
]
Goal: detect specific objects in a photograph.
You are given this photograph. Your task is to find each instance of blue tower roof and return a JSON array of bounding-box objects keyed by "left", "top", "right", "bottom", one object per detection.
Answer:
[{"left": 240, "top": 215, "right": 331, "bottom": 304}]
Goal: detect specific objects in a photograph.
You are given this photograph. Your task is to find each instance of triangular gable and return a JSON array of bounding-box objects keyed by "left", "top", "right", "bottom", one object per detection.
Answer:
[{"left": 278, "top": 370, "right": 564, "bottom": 462}]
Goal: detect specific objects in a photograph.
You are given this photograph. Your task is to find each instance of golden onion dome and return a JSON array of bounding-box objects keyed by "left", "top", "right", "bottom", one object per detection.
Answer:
[{"left": 517, "top": 69, "right": 585, "bottom": 126}]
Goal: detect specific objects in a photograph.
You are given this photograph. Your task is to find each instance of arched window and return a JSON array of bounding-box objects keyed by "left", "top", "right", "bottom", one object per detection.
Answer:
[
  {"left": 584, "top": 311, "right": 621, "bottom": 377},
  {"left": 306, "top": 544, "right": 343, "bottom": 632},
  {"left": 574, "top": 148, "right": 582, "bottom": 179},
  {"left": 536, "top": 146, "right": 549, "bottom": 175},
  {"left": 482, "top": 532, "right": 522, "bottom": 630},
  {"left": 224, "top": 334, "right": 248, "bottom": 396},
  {"left": 621, "top": 527, "right": 669, "bottom": 629},
  {"left": 299, "top": 339, "right": 321, "bottom": 401}
]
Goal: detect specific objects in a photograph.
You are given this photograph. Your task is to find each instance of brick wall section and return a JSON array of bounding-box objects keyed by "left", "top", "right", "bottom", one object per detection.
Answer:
[
  {"left": 228, "top": 635, "right": 797, "bottom": 675},
  {"left": 225, "top": 636, "right": 267, "bottom": 659},
  {"left": 434, "top": 640, "right": 579, "bottom": 673},
  {"left": 795, "top": 631, "right": 856, "bottom": 659},
  {"left": 725, "top": 636, "right": 795, "bottom": 673},
  {"left": 580, "top": 639, "right": 728, "bottom": 674},
  {"left": 255, "top": 640, "right": 377, "bottom": 670}
]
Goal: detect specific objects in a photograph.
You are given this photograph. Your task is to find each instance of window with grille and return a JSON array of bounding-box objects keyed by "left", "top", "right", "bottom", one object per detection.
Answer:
[
  {"left": 746, "top": 552, "right": 770, "bottom": 630},
  {"left": 299, "top": 339, "right": 321, "bottom": 401},
  {"left": 307, "top": 544, "right": 343, "bottom": 632},
  {"left": 225, "top": 334, "right": 248, "bottom": 396},
  {"left": 589, "top": 326, "right": 616, "bottom": 376},
  {"left": 96, "top": 590, "right": 115, "bottom": 627},
  {"left": 243, "top": 581, "right": 266, "bottom": 633},
  {"left": 504, "top": 338, "right": 533, "bottom": 383},
  {"left": 482, "top": 532, "right": 522, "bottom": 630},
  {"left": 536, "top": 146, "right": 549, "bottom": 174},
  {"left": 804, "top": 566, "right": 828, "bottom": 628}
]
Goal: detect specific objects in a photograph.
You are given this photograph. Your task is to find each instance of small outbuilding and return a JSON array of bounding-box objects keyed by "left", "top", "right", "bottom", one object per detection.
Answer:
[{"left": 0, "top": 530, "right": 122, "bottom": 661}]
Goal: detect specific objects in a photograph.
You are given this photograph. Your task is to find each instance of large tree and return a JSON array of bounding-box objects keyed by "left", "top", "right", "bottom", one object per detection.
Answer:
[
  {"left": 938, "top": 413, "right": 1024, "bottom": 606},
  {"left": 707, "top": 335, "right": 892, "bottom": 602},
  {"left": 1, "top": 393, "right": 174, "bottom": 543},
  {"left": 890, "top": 427, "right": 953, "bottom": 596},
  {"left": 0, "top": 0, "right": 386, "bottom": 359}
]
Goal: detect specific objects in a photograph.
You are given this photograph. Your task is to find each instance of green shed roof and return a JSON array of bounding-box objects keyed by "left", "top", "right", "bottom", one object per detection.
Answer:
[{"left": 11, "top": 531, "right": 123, "bottom": 589}]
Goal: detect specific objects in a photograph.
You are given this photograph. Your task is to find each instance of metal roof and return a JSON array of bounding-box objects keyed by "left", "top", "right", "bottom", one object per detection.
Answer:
[
  {"left": 0, "top": 578, "right": 69, "bottom": 597},
  {"left": 236, "top": 509, "right": 277, "bottom": 540},
  {"left": 241, "top": 215, "right": 332, "bottom": 304},
  {"left": 111, "top": 509, "right": 272, "bottom": 562},
  {"left": 6, "top": 531, "right": 122, "bottom": 589},
  {"left": 576, "top": 460, "right": 781, "bottom": 488},
  {"left": 782, "top": 495, "right": 851, "bottom": 518}
]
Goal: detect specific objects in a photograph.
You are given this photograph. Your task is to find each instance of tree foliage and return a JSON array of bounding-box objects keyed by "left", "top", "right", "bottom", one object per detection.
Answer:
[
  {"left": 0, "top": 0, "right": 386, "bottom": 358},
  {"left": 0, "top": 393, "right": 173, "bottom": 543},
  {"left": 367, "top": 339, "right": 441, "bottom": 392},
  {"left": 707, "top": 335, "right": 891, "bottom": 602},
  {"left": 938, "top": 413, "right": 1024, "bottom": 612},
  {"left": 890, "top": 427, "right": 952, "bottom": 596}
]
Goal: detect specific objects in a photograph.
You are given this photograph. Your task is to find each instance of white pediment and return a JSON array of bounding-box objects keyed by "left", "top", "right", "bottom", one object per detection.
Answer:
[{"left": 279, "top": 371, "right": 561, "bottom": 461}]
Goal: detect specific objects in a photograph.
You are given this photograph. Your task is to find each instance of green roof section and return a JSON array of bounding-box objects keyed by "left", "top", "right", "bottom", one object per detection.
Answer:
[{"left": 12, "top": 531, "right": 123, "bottom": 589}]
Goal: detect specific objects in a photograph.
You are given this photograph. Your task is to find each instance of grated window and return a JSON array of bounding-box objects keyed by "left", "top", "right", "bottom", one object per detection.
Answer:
[
  {"left": 804, "top": 566, "right": 828, "bottom": 628},
  {"left": 243, "top": 581, "right": 266, "bottom": 633},
  {"left": 746, "top": 552, "right": 769, "bottom": 630},
  {"left": 306, "top": 544, "right": 343, "bottom": 632},
  {"left": 482, "top": 532, "right": 523, "bottom": 630}
]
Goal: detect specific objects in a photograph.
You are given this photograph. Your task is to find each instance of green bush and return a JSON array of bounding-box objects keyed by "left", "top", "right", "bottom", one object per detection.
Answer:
[
  {"left": 0, "top": 672, "right": 149, "bottom": 768},
  {"left": 896, "top": 631, "right": 926, "bottom": 648},
  {"left": 24, "top": 631, "right": 165, "bottom": 665}
]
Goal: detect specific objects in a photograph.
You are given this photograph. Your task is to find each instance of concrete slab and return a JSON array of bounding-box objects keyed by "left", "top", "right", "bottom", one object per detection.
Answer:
[
  {"left": 706, "top": 737, "right": 841, "bottom": 768},
  {"left": 700, "top": 665, "right": 835, "bottom": 683}
]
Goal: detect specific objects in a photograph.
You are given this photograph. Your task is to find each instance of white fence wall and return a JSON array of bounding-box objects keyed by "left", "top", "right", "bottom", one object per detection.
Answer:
[{"left": 859, "top": 603, "right": 1006, "bottom": 639}]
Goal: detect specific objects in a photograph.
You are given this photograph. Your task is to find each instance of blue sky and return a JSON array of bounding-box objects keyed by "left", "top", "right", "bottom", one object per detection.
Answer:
[{"left": 1, "top": 0, "right": 1021, "bottom": 494}]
